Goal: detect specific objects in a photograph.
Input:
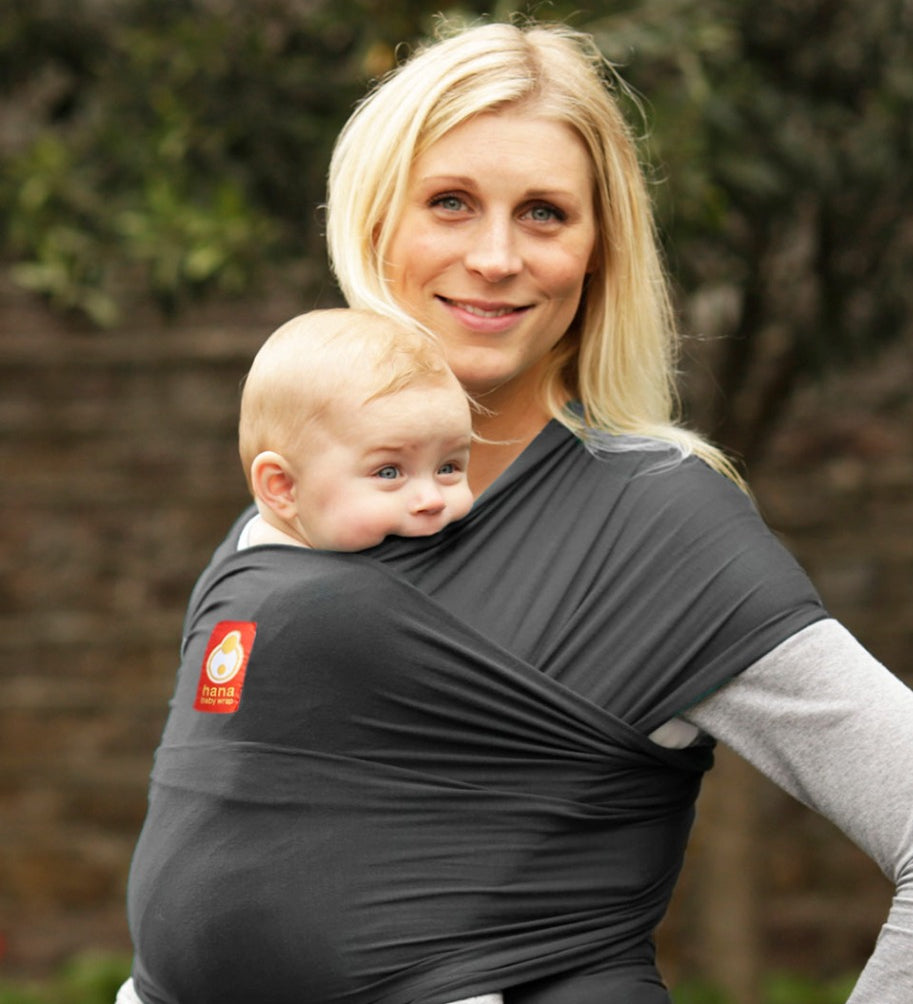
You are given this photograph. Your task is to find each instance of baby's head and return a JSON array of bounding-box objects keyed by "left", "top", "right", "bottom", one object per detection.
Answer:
[{"left": 239, "top": 308, "right": 474, "bottom": 551}]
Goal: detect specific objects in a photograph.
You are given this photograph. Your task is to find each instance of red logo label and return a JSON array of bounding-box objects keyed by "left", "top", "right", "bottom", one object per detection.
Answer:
[{"left": 193, "top": 621, "right": 257, "bottom": 713}]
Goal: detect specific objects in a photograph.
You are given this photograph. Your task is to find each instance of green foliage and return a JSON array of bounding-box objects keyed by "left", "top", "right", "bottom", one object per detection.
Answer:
[
  {"left": 671, "top": 969, "right": 860, "bottom": 1003},
  {"left": 672, "top": 976, "right": 734, "bottom": 1004},
  {"left": 1, "top": 1, "right": 289, "bottom": 322},
  {"left": 576, "top": 0, "right": 913, "bottom": 454},
  {"left": 764, "top": 970, "right": 858, "bottom": 1004},
  {"left": 0, "top": 0, "right": 546, "bottom": 324},
  {"left": 2, "top": 0, "right": 911, "bottom": 443},
  {"left": 0, "top": 952, "right": 131, "bottom": 1004},
  {"left": 589, "top": 0, "right": 913, "bottom": 368}
]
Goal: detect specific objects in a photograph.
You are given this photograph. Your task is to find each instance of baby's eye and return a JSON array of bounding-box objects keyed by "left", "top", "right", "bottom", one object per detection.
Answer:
[
  {"left": 374, "top": 465, "right": 401, "bottom": 480},
  {"left": 437, "top": 461, "right": 467, "bottom": 478}
]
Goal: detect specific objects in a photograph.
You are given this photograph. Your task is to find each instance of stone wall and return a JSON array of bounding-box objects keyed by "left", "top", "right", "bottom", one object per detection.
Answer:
[
  {"left": 0, "top": 280, "right": 304, "bottom": 972},
  {"left": 662, "top": 336, "right": 913, "bottom": 986},
  {"left": 1, "top": 277, "right": 910, "bottom": 982}
]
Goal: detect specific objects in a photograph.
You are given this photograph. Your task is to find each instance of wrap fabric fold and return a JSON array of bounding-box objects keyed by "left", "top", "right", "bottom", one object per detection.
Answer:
[{"left": 127, "top": 421, "right": 826, "bottom": 1004}]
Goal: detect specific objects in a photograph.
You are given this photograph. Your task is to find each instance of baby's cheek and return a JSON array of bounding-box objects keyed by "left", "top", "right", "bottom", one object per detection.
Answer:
[{"left": 453, "top": 485, "right": 475, "bottom": 517}]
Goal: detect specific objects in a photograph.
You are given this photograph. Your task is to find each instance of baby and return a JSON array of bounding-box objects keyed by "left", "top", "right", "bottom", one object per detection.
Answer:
[
  {"left": 116, "top": 311, "right": 499, "bottom": 1004},
  {"left": 238, "top": 307, "right": 475, "bottom": 551},
  {"left": 236, "top": 308, "right": 501, "bottom": 1004}
]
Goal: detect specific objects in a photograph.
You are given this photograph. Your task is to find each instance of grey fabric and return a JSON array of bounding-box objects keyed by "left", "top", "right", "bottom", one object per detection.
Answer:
[
  {"left": 128, "top": 422, "right": 830, "bottom": 1004},
  {"left": 369, "top": 420, "right": 827, "bottom": 734},
  {"left": 686, "top": 619, "right": 913, "bottom": 1002},
  {"left": 129, "top": 548, "right": 711, "bottom": 1004}
]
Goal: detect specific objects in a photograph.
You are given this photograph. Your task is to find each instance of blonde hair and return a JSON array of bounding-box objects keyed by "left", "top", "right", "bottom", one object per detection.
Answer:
[
  {"left": 327, "top": 19, "right": 741, "bottom": 483},
  {"left": 238, "top": 308, "right": 454, "bottom": 490}
]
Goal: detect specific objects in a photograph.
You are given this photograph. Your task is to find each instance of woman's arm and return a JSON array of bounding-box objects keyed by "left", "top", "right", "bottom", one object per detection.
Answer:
[{"left": 683, "top": 618, "right": 913, "bottom": 1002}]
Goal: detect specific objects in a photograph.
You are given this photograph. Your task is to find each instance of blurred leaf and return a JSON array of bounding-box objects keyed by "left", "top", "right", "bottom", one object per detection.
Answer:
[
  {"left": 672, "top": 976, "right": 734, "bottom": 1003},
  {"left": 0, "top": 952, "right": 131, "bottom": 1004},
  {"left": 1, "top": 0, "right": 911, "bottom": 455},
  {"left": 763, "top": 969, "right": 860, "bottom": 1004}
]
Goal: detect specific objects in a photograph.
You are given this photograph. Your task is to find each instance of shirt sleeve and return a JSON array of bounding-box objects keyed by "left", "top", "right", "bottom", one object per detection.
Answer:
[{"left": 683, "top": 618, "right": 913, "bottom": 1003}]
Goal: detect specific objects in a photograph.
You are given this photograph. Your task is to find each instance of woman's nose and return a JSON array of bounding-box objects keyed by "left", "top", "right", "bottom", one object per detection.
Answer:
[{"left": 464, "top": 215, "right": 521, "bottom": 281}]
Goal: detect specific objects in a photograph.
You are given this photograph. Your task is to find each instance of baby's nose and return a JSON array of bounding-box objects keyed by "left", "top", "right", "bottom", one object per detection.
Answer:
[{"left": 410, "top": 483, "right": 446, "bottom": 515}]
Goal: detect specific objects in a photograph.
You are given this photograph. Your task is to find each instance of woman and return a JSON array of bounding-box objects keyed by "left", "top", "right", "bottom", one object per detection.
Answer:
[{"left": 123, "top": 19, "right": 913, "bottom": 1004}]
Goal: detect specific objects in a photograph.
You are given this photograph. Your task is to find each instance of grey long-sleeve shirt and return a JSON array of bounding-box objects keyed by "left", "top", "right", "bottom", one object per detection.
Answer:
[{"left": 684, "top": 618, "right": 913, "bottom": 1003}]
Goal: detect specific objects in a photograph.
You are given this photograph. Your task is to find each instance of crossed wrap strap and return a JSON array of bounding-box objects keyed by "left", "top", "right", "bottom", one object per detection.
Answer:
[{"left": 128, "top": 422, "right": 825, "bottom": 1004}]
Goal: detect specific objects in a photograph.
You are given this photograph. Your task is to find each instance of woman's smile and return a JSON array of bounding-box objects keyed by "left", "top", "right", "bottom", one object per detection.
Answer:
[
  {"left": 438, "top": 295, "right": 532, "bottom": 329},
  {"left": 385, "top": 108, "right": 597, "bottom": 401}
]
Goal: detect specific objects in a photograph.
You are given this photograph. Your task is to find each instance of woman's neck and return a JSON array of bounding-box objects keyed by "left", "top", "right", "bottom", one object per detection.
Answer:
[{"left": 467, "top": 390, "right": 555, "bottom": 496}]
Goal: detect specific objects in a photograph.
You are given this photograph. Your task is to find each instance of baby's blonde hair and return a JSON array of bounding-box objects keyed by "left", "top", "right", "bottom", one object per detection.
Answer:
[{"left": 238, "top": 308, "right": 454, "bottom": 491}]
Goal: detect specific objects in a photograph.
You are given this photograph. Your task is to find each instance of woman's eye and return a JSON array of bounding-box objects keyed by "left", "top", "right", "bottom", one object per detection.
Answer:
[
  {"left": 375, "top": 465, "right": 400, "bottom": 480},
  {"left": 526, "top": 203, "right": 564, "bottom": 223},
  {"left": 430, "top": 194, "right": 466, "bottom": 212}
]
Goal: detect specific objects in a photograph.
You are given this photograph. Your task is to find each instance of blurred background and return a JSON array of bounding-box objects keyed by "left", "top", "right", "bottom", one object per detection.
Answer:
[{"left": 1, "top": 1, "right": 911, "bottom": 1001}]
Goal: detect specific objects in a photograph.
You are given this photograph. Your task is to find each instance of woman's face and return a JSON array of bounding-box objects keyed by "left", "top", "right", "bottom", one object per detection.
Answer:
[{"left": 385, "top": 108, "right": 597, "bottom": 403}]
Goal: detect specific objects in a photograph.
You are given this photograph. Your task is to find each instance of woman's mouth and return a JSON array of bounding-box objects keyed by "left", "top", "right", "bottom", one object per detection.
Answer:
[
  {"left": 449, "top": 300, "right": 516, "bottom": 318},
  {"left": 437, "top": 296, "right": 530, "bottom": 326}
]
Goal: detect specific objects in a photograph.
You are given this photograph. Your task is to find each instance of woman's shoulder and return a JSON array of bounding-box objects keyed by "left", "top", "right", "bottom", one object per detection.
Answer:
[
  {"left": 564, "top": 426, "right": 752, "bottom": 514},
  {"left": 455, "top": 420, "right": 758, "bottom": 555}
]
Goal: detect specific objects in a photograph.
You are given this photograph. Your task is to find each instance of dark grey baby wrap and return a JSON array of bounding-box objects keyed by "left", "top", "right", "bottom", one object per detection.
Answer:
[{"left": 127, "top": 421, "right": 826, "bottom": 1004}]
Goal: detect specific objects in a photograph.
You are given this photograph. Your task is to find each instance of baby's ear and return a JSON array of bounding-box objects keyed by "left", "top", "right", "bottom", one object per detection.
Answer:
[{"left": 250, "top": 451, "right": 297, "bottom": 520}]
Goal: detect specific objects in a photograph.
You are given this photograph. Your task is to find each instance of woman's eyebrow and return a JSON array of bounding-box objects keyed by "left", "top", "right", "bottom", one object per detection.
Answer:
[
  {"left": 416, "top": 174, "right": 474, "bottom": 187},
  {"left": 418, "top": 175, "right": 582, "bottom": 202}
]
